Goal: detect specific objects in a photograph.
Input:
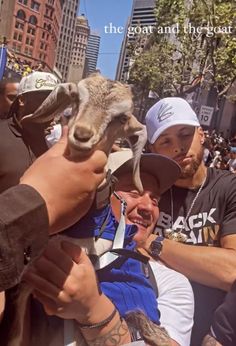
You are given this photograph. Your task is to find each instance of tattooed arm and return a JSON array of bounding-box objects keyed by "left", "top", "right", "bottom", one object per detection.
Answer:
[
  {"left": 24, "top": 239, "right": 131, "bottom": 345},
  {"left": 80, "top": 310, "right": 130, "bottom": 346}
]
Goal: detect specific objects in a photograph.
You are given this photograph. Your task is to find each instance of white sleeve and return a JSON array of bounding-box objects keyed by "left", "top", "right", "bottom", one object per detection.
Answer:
[{"left": 149, "top": 261, "right": 194, "bottom": 346}]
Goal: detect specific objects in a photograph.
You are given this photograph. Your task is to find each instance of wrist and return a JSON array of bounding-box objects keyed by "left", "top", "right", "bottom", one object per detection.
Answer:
[
  {"left": 148, "top": 236, "right": 165, "bottom": 259},
  {"left": 75, "top": 294, "right": 115, "bottom": 326}
]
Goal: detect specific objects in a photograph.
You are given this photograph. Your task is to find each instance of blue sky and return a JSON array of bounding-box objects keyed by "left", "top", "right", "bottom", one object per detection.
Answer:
[{"left": 78, "top": 0, "right": 132, "bottom": 79}]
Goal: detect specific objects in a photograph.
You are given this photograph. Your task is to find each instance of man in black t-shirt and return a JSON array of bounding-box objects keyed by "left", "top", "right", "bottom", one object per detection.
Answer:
[
  {"left": 145, "top": 97, "right": 236, "bottom": 345},
  {"left": 0, "top": 71, "right": 59, "bottom": 193}
]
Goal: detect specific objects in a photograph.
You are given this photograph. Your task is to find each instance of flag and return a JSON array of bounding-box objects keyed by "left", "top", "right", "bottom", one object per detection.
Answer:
[{"left": 0, "top": 45, "right": 7, "bottom": 80}]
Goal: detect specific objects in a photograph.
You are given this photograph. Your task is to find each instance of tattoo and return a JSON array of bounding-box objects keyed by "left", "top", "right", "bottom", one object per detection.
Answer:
[
  {"left": 86, "top": 320, "right": 129, "bottom": 346},
  {"left": 202, "top": 334, "right": 218, "bottom": 346},
  {"left": 125, "top": 310, "right": 171, "bottom": 346}
]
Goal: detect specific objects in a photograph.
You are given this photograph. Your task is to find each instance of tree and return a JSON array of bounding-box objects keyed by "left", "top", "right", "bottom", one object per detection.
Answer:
[{"left": 129, "top": 0, "right": 236, "bottom": 103}]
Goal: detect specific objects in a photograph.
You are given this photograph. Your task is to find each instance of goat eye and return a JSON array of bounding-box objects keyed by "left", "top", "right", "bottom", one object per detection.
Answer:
[{"left": 119, "top": 114, "right": 128, "bottom": 124}]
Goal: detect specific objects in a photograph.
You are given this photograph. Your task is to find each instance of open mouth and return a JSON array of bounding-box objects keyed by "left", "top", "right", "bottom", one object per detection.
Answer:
[{"left": 131, "top": 219, "right": 149, "bottom": 228}]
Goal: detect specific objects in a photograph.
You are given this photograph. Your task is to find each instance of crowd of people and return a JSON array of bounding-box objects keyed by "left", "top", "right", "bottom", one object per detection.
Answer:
[
  {"left": 0, "top": 71, "right": 236, "bottom": 346},
  {"left": 203, "top": 130, "right": 236, "bottom": 171},
  {"left": 6, "top": 50, "right": 44, "bottom": 78}
]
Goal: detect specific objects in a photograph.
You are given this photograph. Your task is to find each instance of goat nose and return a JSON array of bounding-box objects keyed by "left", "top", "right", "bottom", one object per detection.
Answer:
[{"left": 73, "top": 126, "right": 94, "bottom": 142}]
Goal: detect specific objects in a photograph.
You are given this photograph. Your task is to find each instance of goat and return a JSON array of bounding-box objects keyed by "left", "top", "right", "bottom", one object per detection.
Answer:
[
  {"left": 22, "top": 73, "right": 147, "bottom": 193},
  {"left": 2, "top": 74, "right": 148, "bottom": 346}
]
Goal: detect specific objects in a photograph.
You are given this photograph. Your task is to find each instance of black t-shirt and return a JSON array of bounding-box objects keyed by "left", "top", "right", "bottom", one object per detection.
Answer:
[
  {"left": 155, "top": 167, "right": 236, "bottom": 345},
  {"left": 156, "top": 167, "right": 236, "bottom": 244},
  {"left": 0, "top": 118, "right": 48, "bottom": 193}
]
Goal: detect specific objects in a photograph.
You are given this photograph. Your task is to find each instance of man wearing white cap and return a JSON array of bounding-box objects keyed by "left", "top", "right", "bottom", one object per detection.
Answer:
[
  {"left": 0, "top": 71, "right": 59, "bottom": 193},
  {"left": 145, "top": 97, "right": 236, "bottom": 345}
]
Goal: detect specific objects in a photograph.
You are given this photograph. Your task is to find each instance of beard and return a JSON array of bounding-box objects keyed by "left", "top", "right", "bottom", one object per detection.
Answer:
[{"left": 179, "top": 147, "right": 204, "bottom": 179}]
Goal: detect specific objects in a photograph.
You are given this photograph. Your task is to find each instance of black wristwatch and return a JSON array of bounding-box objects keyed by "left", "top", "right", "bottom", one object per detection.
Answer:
[{"left": 149, "top": 236, "right": 164, "bottom": 259}]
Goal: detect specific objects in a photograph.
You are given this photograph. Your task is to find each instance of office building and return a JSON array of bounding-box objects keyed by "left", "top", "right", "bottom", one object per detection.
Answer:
[
  {"left": 85, "top": 31, "right": 100, "bottom": 76},
  {"left": 116, "top": 0, "right": 156, "bottom": 82},
  {"left": 67, "top": 14, "right": 90, "bottom": 82},
  {"left": 55, "top": 0, "right": 79, "bottom": 81}
]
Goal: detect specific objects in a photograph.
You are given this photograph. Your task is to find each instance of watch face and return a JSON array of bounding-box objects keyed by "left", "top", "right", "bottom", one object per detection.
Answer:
[{"left": 150, "top": 239, "right": 162, "bottom": 258}]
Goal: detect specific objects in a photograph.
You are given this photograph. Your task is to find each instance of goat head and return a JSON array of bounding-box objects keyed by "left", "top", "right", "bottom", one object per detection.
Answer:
[{"left": 26, "top": 74, "right": 147, "bottom": 192}]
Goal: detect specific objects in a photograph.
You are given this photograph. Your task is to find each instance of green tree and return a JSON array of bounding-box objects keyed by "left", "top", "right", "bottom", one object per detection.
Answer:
[{"left": 129, "top": 0, "right": 236, "bottom": 101}]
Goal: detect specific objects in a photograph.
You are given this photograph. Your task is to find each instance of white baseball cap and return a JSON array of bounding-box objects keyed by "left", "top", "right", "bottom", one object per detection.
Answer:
[
  {"left": 8, "top": 71, "right": 59, "bottom": 117},
  {"left": 107, "top": 149, "right": 181, "bottom": 194},
  {"left": 145, "top": 97, "right": 200, "bottom": 144},
  {"left": 17, "top": 71, "right": 58, "bottom": 95}
]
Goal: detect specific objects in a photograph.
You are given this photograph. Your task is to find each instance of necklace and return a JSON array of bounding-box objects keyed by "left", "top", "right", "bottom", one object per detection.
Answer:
[{"left": 165, "top": 176, "right": 207, "bottom": 243}]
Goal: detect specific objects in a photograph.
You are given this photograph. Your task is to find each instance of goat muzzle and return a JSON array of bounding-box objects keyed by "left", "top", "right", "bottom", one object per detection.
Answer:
[{"left": 73, "top": 125, "right": 94, "bottom": 143}]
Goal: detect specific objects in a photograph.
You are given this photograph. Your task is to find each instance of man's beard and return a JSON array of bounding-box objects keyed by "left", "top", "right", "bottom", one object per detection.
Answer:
[{"left": 179, "top": 148, "right": 203, "bottom": 179}]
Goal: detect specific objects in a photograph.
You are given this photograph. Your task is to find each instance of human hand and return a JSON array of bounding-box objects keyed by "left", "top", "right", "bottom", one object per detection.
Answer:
[
  {"left": 20, "top": 126, "right": 107, "bottom": 233},
  {"left": 23, "top": 239, "right": 113, "bottom": 324}
]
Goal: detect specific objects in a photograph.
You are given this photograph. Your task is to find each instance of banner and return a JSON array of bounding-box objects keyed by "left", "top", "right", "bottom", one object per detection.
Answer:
[{"left": 0, "top": 46, "right": 7, "bottom": 80}]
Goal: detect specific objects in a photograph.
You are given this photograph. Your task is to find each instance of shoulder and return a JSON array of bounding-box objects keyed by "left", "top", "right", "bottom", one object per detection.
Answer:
[
  {"left": 207, "top": 167, "right": 236, "bottom": 182},
  {"left": 206, "top": 167, "right": 236, "bottom": 194}
]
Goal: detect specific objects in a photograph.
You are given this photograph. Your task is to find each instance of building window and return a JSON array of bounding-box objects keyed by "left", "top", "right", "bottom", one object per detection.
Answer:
[
  {"left": 16, "top": 10, "right": 26, "bottom": 20},
  {"left": 29, "top": 15, "right": 37, "bottom": 25},
  {"left": 12, "top": 43, "right": 21, "bottom": 53},
  {"left": 27, "top": 26, "right": 36, "bottom": 35},
  {"left": 13, "top": 32, "right": 23, "bottom": 42},
  {"left": 31, "top": 1, "right": 40, "bottom": 11},
  {"left": 18, "top": 0, "right": 28, "bottom": 5},
  {"left": 25, "top": 47, "right": 33, "bottom": 56},
  {"left": 15, "top": 21, "right": 24, "bottom": 30},
  {"left": 26, "top": 36, "right": 34, "bottom": 46}
]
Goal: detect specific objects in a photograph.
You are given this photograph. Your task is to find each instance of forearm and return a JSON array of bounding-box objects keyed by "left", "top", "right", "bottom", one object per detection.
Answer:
[
  {"left": 0, "top": 185, "right": 48, "bottom": 291},
  {"left": 159, "top": 239, "right": 236, "bottom": 291},
  {"left": 78, "top": 295, "right": 131, "bottom": 345}
]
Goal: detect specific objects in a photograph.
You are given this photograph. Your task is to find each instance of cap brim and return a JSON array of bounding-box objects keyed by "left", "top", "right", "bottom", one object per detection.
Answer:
[
  {"left": 7, "top": 90, "right": 52, "bottom": 118},
  {"left": 113, "top": 153, "right": 181, "bottom": 194},
  {"left": 149, "top": 119, "right": 200, "bottom": 144}
]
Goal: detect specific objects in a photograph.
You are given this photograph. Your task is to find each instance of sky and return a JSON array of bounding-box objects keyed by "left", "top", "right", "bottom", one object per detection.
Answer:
[{"left": 78, "top": 0, "right": 133, "bottom": 79}]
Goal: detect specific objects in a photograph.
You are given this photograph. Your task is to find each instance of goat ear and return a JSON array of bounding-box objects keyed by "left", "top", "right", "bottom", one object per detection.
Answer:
[
  {"left": 21, "top": 83, "right": 79, "bottom": 124},
  {"left": 127, "top": 115, "right": 147, "bottom": 194}
]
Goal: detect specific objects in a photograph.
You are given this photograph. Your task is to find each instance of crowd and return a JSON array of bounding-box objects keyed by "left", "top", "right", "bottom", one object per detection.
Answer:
[
  {"left": 203, "top": 130, "right": 236, "bottom": 171},
  {"left": 0, "top": 71, "right": 235, "bottom": 346},
  {"left": 6, "top": 50, "right": 44, "bottom": 77}
]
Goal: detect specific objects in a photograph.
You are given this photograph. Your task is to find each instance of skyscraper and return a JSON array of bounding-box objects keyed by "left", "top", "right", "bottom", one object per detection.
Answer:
[
  {"left": 67, "top": 14, "right": 90, "bottom": 82},
  {"left": 85, "top": 32, "right": 100, "bottom": 76},
  {"left": 116, "top": 0, "right": 156, "bottom": 82},
  {"left": 55, "top": 0, "right": 79, "bottom": 82}
]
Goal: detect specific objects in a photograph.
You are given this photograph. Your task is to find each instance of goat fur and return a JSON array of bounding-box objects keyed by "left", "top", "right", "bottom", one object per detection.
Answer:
[{"left": 22, "top": 73, "right": 147, "bottom": 192}]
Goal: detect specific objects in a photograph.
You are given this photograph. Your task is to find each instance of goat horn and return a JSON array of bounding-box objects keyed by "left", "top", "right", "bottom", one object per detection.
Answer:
[
  {"left": 127, "top": 115, "right": 147, "bottom": 194},
  {"left": 21, "top": 83, "right": 79, "bottom": 124}
]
